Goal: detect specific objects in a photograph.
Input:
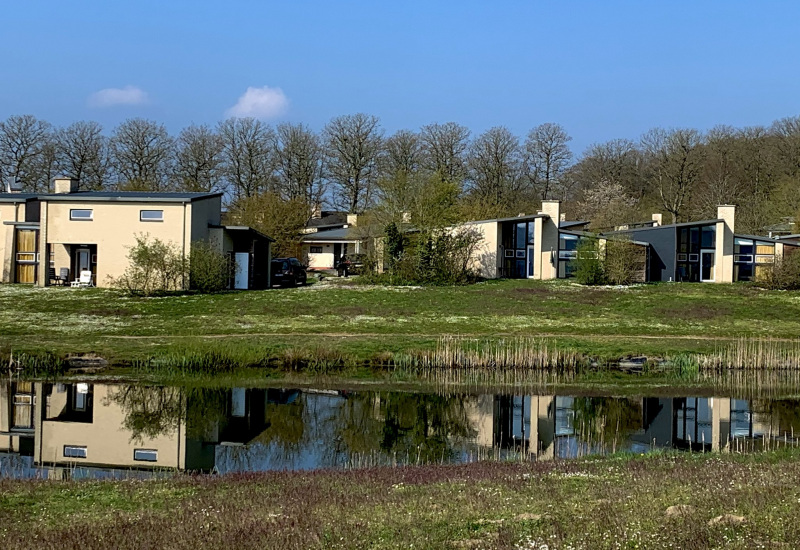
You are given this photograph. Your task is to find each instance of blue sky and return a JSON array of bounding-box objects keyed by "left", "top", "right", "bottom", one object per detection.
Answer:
[{"left": 2, "top": 1, "right": 799, "bottom": 155}]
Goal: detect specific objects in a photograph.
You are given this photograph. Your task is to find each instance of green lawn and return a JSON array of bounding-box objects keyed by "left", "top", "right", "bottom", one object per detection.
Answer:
[
  {"left": 4, "top": 451, "right": 800, "bottom": 549},
  {"left": 2, "top": 278, "right": 800, "bottom": 363}
]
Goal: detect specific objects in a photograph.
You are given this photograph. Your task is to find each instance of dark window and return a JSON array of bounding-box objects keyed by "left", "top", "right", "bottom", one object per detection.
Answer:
[
  {"left": 309, "top": 246, "right": 322, "bottom": 254},
  {"left": 527, "top": 222, "right": 535, "bottom": 244},
  {"left": 515, "top": 223, "right": 526, "bottom": 249},
  {"left": 701, "top": 225, "right": 716, "bottom": 248}
]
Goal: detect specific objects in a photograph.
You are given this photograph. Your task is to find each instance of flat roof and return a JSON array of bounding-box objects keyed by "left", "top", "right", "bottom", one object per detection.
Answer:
[
  {"left": 0, "top": 193, "right": 39, "bottom": 203},
  {"left": 212, "top": 225, "right": 275, "bottom": 242},
  {"left": 606, "top": 219, "right": 723, "bottom": 235},
  {"left": 39, "top": 191, "right": 223, "bottom": 203},
  {"left": 300, "top": 227, "right": 362, "bottom": 242}
]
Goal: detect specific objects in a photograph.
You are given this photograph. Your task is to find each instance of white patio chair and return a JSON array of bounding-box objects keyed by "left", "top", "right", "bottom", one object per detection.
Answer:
[{"left": 71, "top": 270, "right": 94, "bottom": 288}]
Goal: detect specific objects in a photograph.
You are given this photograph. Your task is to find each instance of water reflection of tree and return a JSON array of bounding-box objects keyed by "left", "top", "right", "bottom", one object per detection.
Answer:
[
  {"left": 752, "top": 399, "right": 800, "bottom": 434},
  {"left": 572, "top": 397, "right": 642, "bottom": 448},
  {"left": 330, "top": 392, "right": 477, "bottom": 465},
  {"left": 107, "top": 385, "right": 228, "bottom": 443}
]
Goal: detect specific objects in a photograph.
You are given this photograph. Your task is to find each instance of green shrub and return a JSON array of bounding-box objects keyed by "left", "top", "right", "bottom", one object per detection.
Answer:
[
  {"left": 571, "top": 237, "right": 605, "bottom": 285},
  {"left": 110, "top": 234, "right": 187, "bottom": 296},
  {"left": 757, "top": 252, "right": 800, "bottom": 290},
  {"left": 190, "top": 242, "right": 235, "bottom": 293}
]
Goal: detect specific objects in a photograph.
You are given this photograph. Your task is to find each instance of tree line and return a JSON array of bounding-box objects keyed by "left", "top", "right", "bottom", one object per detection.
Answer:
[{"left": 2, "top": 112, "right": 800, "bottom": 235}]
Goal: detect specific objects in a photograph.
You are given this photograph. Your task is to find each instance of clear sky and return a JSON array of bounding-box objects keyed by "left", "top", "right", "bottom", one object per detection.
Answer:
[{"left": 2, "top": 1, "right": 799, "bottom": 155}]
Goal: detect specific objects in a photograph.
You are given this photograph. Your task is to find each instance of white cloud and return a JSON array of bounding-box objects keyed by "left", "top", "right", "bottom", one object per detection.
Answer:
[
  {"left": 225, "top": 86, "right": 288, "bottom": 119},
  {"left": 88, "top": 85, "right": 149, "bottom": 108}
]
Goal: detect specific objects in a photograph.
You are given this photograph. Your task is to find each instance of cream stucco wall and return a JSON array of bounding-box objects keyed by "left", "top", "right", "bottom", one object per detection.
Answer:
[
  {"left": 303, "top": 244, "right": 337, "bottom": 270},
  {"left": 38, "top": 384, "right": 186, "bottom": 469},
  {"left": 38, "top": 197, "right": 220, "bottom": 288},
  {"left": 458, "top": 220, "right": 499, "bottom": 279},
  {"left": 715, "top": 205, "right": 736, "bottom": 283},
  {"left": 534, "top": 201, "right": 560, "bottom": 280}
]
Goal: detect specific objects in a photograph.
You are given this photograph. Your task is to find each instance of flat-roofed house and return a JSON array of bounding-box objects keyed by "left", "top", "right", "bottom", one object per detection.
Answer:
[{"left": 0, "top": 178, "right": 273, "bottom": 289}]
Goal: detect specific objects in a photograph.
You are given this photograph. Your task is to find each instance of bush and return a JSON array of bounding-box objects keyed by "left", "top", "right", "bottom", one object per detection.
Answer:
[
  {"left": 571, "top": 238, "right": 605, "bottom": 285},
  {"left": 370, "top": 226, "right": 482, "bottom": 285},
  {"left": 111, "top": 234, "right": 187, "bottom": 296},
  {"left": 757, "top": 252, "right": 800, "bottom": 290},
  {"left": 190, "top": 241, "right": 235, "bottom": 293},
  {"left": 604, "top": 237, "right": 646, "bottom": 285}
]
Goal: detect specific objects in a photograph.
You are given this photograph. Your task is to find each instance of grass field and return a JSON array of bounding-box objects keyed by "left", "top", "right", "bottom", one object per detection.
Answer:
[
  {"left": 2, "top": 278, "right": 799, "bottom": 366},
  {"left": 3, "top": 450, "right": 800, "bottom": 549}
]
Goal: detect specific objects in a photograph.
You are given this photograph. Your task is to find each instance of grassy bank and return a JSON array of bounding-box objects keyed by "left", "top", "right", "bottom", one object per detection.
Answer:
[
  {"left": 2, "top": 278, "right": 800, "bottom": 365},
  {"left": 3, "top": 451, "right": 800, "bottom": 549}
]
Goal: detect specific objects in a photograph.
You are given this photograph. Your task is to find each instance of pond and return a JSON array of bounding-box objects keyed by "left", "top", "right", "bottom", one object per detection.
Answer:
[{"left": 2, "top": 381, "right": 799, "bottom": 479}]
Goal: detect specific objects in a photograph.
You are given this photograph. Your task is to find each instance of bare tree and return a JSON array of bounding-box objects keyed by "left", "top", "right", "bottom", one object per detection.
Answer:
[
  {"left": 376, "top": 130, "right": 425, "bottom": 222},
  {"left": 0, "top": 115, "right": 54, "bottom": 192},
  {"left": 573, "top": 138, "right": 643, "bottom": 199},
  {"left": 770, "top": 115, "right": 800, "bottom": 178},
  {"left": 273, "top": 122, "right": 325, "bottom": 206},
  {"left": 525, "top": 123, "right": 574, "bottom": 200},
  {"left": 420, "top": 122, "right": 470, "bottom": 185},
  {"left": 465, "top": 126, "right": 526, "bottom": 215},
  {"left": 323, "top": 113, "right": 383, "bottom": 213},
  {"left": 174, "top": 124, "right": 225, "bottom": 193},
  {"left": 695, "top": 125, "right": 743, "bottom": 218},
  {"left": 55, "top": 121, "right": 108, "bottom": 190},
  {"left": 641, "top": 128, "right": 704, "bottom": 224},
  {"left": 109, "top": 118, "right": 174, "bottom": 191},
  {"left": 218, "top": 117, "right": 275, "bottom": 199}
]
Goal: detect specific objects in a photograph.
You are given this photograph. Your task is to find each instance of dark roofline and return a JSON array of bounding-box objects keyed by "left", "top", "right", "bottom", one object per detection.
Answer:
[
  {"left": 0, "top": 193, "right": 39, "bottom": 203},
  {"left": 605, "top": 219, "right": 723, "bottom": 235},
  {"left": 39, "top": 191, "right": 223, "bottom": 203},
  {"left": 209, "top": 224, "right": 275, "bottom": 242}
]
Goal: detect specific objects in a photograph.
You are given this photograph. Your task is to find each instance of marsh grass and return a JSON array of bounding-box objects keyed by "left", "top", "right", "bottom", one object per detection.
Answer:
[
  {"left": 0, "top": 349, "right": 66, "bottom": 377},
  {"left": 700, "top": 337, "right": 800, "bottom": 370},
  {"left": 5, "top": 451, "right": 800, "bottom": 549}
]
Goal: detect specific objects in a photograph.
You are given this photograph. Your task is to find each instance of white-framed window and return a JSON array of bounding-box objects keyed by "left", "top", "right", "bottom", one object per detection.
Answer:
[
  {"left": 133, "top": 449, "right": 158, "bottom": 462},
  {"left": 309, "top": 246, "right": 323, "bottom": 254},
  {"left": 70, "top": 209, "right": 93, "bottom": 221},
  {"left": 755, "top": 255, "right": 775, "bottom": 264},
  {"left": 677, "top": 253, "right": 688, "bottom": 262},
  {"left": 140, "top": 210, "right": 164, "bottom": 222},
  {"left": 64, "top": 445, "right": 87, "bottom": 459},
  {"left": 559, "top": 250, "right": 578, "bottom": 260},
  {"left": 688, "top": 253, "right": 699, "bottom": 262},
  {"left": 734, "top": 254, "right": 754, "bottom": 263}
]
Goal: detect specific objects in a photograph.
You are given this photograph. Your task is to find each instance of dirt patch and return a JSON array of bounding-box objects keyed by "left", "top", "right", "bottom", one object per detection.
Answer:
[{"left": 654, "top": 303, "right": 733, "bottom": 320}]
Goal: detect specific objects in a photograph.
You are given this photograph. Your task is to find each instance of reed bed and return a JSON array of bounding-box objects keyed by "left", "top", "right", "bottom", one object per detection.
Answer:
[
  {"left": 1, "top": 350, "right": 66, "bottom": 377},
  {"left": 399, "top": 336, "right": 590, "bottom": 372},
  {"left": 700, "top": 337, "right": 800, "bottom": 371}
]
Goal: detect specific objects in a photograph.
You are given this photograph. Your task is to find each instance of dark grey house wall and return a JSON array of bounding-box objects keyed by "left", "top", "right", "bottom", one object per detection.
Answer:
[{"left": 618, "top": 226, "right": 677, "bottom": 282}]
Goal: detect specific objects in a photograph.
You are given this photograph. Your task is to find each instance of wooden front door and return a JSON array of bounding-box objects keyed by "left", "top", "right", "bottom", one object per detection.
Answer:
[{"left": 14, "top": 229, "right": 38, "bottom": 284}]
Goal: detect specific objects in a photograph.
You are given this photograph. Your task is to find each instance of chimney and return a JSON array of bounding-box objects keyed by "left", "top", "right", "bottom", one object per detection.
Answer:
[
  {"left": 53, "top": 177, "right": 79, "bottom": 194},
  {"left": 540, "top": 200, "right": 561, "bottom": 223},
  {"left": 311, "top": 202, "right": 322, "bottom": 219},
  {"left": 652, "top": 213, "right": 662, "bottom": 227},
  {"left": 3, "top": 177, "right": 22, "bottom": 193},
  {"left": 401, "top": 212, "right": 411, "bottom": 224},
  {"left": 347, "top": 213, "right": 358, "bottom": 227},
  {"left": 560, "top": 213, "right": 566, "bottom": 222}
]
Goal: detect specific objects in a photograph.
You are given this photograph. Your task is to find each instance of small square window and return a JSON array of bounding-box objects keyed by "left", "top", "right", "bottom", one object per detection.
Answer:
[
  {"left": 70, "top": 209, "right": 93, "bottom": 221},
  {"left": 140, "top": 210, "right": 164, "bottom": 222},
  {"left": 677, "top": 253, "right": 687, "bottom": 262},
  {"left": 688, "top": 253, "right": 699, "bottom": 262},
  {"left": 309, "top": 246, "right": 323, "bottom": 254},
  {"left": 133, "top": 449, "right": 158, "bottom": 462},
  {"left": 64, "top": 445, "right": 87, "bottom": 459},
  {"left": 504, "top": 249, "right": 515, "bottom": 258}
]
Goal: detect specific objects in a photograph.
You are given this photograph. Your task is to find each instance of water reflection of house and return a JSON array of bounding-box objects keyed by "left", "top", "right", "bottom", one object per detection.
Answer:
[
  {"left": 0, "top": 382, "right": 304, "bottom": 476},
  {"left": 465, "top": 394, "right": 785, "bottom": 460}
]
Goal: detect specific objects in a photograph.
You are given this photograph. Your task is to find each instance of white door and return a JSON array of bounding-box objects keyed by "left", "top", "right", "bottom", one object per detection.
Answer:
[{"left": 234, "top": 253, "right": 249, "bottom": 289}]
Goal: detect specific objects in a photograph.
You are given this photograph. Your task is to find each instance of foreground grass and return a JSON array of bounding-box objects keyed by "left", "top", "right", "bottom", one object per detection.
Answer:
[
  {"left": 3, "top": 451, "right": 800, "bottom": 549},
  {"left": 2, "top": 278, "right": 800, "bottom": 364}
]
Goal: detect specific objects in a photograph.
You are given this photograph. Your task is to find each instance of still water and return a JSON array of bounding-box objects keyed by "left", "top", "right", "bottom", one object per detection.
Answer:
[{"left": 1, "top": 381, "right": 798, "bottom": 479}]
